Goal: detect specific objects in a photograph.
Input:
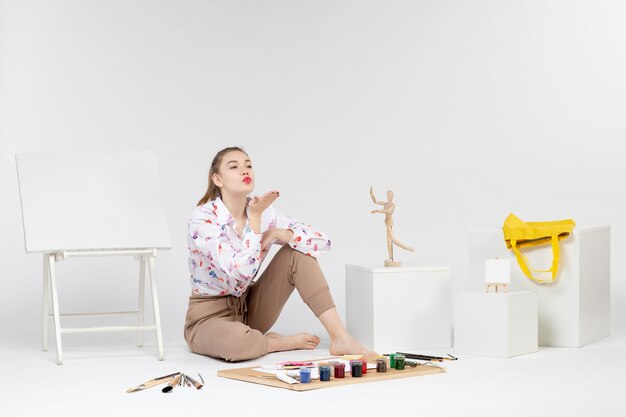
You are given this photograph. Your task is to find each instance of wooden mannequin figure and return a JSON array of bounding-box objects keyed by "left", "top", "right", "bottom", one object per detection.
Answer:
[{"left": 370, "top": 186, "right": 415, "bottom": 267}]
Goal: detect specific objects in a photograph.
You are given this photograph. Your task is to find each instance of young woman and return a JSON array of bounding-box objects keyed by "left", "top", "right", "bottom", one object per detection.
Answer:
[{"left": 184, "top": 146, "right": 372, "bottom": 362}]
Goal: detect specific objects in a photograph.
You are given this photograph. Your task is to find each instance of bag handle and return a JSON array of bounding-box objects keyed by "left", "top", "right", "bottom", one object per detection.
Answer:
[{"left": 510, "top": 235, "right": 560, "bottom": 284}]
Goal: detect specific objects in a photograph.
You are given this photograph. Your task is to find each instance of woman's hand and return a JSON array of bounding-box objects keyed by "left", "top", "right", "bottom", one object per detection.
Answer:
[
  {"left": 261, "top": 228, "right": 294, "bottom": 251},
  {"left": 248, "top": 190, "right": 280, "bottom": 217},
  {"left": 247, "top": 190, "right": 279, "bottom": 233}
]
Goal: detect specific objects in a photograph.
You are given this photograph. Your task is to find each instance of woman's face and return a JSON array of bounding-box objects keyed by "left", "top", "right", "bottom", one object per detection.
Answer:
[{"left": 212, "top": 150, "right": 255, "bottom": 195}]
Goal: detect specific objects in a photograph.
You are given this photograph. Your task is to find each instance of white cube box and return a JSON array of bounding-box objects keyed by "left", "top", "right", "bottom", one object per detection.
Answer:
[
  {"left": 468, "top": 226, "right": 610, "bottom": 347},
  {"left": 345, "top": 264, "right": 451, "bottom": 353},
  {"left": 454, "top": 291, "right": 538, "bottom": 358}
]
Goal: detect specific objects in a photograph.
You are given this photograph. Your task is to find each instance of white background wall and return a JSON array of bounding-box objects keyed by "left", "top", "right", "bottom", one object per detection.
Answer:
[{"left": 1, "top": 0, "right": 624, "bottom": 350}]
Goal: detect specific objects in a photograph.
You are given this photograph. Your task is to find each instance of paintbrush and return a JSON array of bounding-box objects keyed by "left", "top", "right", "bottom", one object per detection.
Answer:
[
  {"left": 394, "top": 352, "right": 458, "bottom": 362},
  {"left": 248, "top": 371, "right": 299, "bottom": 384},
  {"left": 184, "top": 374, "right": 204, "bottom": 390},
  {"left": 126, "top": 372, "right": 181, "bottom": 393},
  {"left": 162, "top": 373, "right": 182, "bottom": 393}
]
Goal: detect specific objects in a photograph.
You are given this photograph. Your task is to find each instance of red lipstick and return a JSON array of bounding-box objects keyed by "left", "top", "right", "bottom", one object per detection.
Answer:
[{"left": 243, "top": 177, "right": 252, "bottom": 184}]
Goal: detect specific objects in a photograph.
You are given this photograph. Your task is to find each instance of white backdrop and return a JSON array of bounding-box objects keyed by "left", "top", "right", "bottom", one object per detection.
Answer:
[{"left": 1, "top": 0, "right": 625, "bottom": 352}]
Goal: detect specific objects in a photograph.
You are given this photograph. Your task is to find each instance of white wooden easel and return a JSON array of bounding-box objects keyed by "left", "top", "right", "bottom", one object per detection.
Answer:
[
  {"left": 42, "top": 249, "right": 164, "bottom": 364},
  {"left": 17, "top": 151, "right": 171, "bottom": 364},
  {"left": 485, "top": 282, "right": 509, "bottom": 293}
]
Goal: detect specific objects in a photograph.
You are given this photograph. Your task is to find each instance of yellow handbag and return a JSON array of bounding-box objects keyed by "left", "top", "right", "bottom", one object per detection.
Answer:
[{"left": 503, "top": 213, "right": 576, "bottom": 284}]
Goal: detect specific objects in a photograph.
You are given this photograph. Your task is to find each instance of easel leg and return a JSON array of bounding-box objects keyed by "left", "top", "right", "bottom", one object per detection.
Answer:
[
  {"left": 147, "top": 257, "right": 164, "bottom": 361},
  {"left": 48, "top": 255, "right": 63, "bottom": 365},
  {"left": 137, "top": 258, "right": 146, "bottom": 347},
  {"left": 43, "top": 254, "right": 49, "bottom": 352}
]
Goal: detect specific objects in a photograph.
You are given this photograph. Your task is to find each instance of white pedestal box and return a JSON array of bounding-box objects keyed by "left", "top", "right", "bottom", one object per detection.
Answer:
[
  {"left": 468, "top": 226, "right": 610, "bottom": 347},
  {"left": 345, "top": 264, "right": 451, "bottom": 353},
  {"left": 454, "top": 291, "right": 538, "bottom": 358}
]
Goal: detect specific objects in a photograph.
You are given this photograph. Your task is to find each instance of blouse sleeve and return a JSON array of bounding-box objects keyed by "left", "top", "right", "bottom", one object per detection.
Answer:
[
  {"left": 188, "top": 217, "right": 263, "bottom": 285},
  {"left": 271, "top": 206, "right": 332, "bottom": 258}
]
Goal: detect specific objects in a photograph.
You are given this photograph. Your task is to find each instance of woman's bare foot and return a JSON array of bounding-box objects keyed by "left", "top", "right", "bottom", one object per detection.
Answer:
[
  {"left": 317, "top": 307, "right": 378, "bottom": 360},
  {"left": 329, "top": 335, "right": 377, "bottom": 358},
  {"left": 266, "top": 332, "right": 321, "bottom": 353}
]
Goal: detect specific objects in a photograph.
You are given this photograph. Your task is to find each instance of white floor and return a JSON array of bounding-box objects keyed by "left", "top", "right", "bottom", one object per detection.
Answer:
[{"left": 2, "top": 331, "right": 625, "bottom": 417}]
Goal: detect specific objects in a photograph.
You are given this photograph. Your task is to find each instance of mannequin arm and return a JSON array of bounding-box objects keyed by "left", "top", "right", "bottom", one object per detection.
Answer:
[{"left": 370, "top": 186, "right": 384, "bottom": 205}]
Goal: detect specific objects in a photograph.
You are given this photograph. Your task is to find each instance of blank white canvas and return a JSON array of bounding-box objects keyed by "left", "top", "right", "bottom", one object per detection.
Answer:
[
  {"left": 485, "top": 259, "right": 511, "bottom": 284},
  {"left": 16, "top": 151, "right": 172, "bottom": 253}
]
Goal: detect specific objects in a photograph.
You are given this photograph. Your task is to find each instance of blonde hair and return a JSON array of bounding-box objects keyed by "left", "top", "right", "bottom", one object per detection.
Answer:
[{"left": 197, "top": 146, "right": 248, "bottom": 206}]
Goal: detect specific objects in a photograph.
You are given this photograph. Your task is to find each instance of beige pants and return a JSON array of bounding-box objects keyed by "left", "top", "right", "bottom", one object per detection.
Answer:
[{"left": 184, "top": 245, "right": 336, "bottom": 362}]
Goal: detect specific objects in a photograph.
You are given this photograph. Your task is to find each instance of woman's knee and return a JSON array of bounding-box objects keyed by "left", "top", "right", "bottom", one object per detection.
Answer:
[
  {"left": 220, "top": 326, "right": 268, "bottom": 362},
  {"left": 189, "top": 321, "right": 268, "bottom": 362}
]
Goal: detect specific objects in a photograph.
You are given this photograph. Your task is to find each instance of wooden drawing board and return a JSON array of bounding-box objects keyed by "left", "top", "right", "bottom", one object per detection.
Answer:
[
  {"left": 217, "top": 361, "right": 446, "bottom": 391},
  {"left": 16, "top": 151, "right": 171, "bottom": 252}
]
